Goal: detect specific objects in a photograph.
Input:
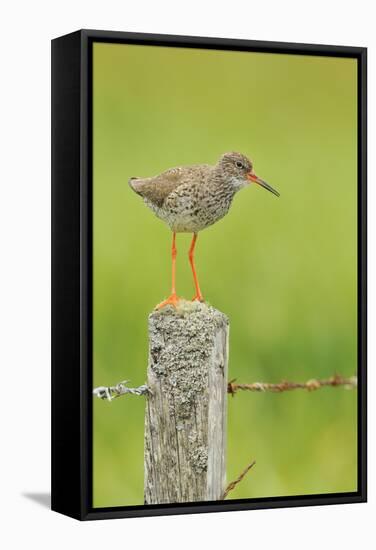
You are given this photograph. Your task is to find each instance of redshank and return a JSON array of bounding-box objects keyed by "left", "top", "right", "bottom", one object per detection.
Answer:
[{"left": 129, "top": 152, "right": 279, "bottom": 308}]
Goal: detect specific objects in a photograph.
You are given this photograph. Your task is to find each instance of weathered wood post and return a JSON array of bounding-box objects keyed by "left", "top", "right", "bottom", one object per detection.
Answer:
[{"left": 144, "top": 300, "right": 229, "bottom": 504}]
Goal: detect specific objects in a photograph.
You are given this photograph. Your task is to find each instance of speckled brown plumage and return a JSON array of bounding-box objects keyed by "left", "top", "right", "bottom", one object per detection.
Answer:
[
  {"left": 129, "top": 152, "right": 279, "bottom": 307},
  {"left": 129, "top": 152, "right": 270, "bottom": 233}
]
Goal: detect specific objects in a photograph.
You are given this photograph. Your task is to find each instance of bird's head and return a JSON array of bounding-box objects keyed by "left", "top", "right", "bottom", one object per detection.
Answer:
[{"left": 218, "top": 152, "right": 280, "bottom": 197}]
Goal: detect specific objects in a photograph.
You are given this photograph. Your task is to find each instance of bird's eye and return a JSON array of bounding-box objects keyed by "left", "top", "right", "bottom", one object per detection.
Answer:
[{"left": 236, "top": 161, "right": 243, "bottom": 169}]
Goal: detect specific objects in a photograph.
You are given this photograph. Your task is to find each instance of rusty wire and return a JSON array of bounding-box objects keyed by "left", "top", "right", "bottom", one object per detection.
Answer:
[
  {"left": 93, "top": 374, "right": 357, "bottom": 401},
  {"left": 222, "top": 460, "right": 256, "bottom": 499},
  {"left": 227, "top": 374, "right": 357, "bottom": 396}
]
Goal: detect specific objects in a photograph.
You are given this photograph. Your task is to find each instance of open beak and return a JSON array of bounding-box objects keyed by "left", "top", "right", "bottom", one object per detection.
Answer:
[{"left": 247, "top": 172, "right": 280, "bottom": 197}]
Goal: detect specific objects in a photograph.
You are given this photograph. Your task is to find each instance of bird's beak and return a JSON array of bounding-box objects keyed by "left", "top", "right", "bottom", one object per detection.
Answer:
[{"left": 247, "top": 172, "right": 280, "bottom": 197}]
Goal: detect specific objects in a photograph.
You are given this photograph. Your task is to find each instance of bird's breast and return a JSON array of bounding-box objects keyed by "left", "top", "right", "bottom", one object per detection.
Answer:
[{"left": 144, "top": 183, "right": 235, "bottom": 233}]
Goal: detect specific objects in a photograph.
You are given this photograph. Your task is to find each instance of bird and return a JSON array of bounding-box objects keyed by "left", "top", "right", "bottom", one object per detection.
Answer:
[{"left": 129, "top": 151, "right": 279, "bottom": 309}]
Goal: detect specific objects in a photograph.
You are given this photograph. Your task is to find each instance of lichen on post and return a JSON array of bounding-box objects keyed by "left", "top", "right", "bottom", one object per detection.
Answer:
[{"left": 144, "top": 300, "right": 229, "bottom": 504}]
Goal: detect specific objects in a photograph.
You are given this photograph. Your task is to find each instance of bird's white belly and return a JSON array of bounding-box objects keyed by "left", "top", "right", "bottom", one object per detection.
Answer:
[
  {"left": 166, "top": 212, "right": 205, "bottom": 233},
  {"left": 144, "top": 193, "right": 232, "bottom": 233}
]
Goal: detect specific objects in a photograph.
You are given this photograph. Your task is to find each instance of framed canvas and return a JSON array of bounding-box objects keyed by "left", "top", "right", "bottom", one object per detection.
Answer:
[{"left": 51, "top": 29, "right": 367, "bottom": 520}]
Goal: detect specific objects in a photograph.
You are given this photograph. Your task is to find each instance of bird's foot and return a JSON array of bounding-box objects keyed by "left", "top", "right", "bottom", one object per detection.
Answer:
[
  {"left": 155, "top": 293, "right": 181, "bottom": 310},
  {"left": 192, "top": 294, "right": 205, "bottom": 303}
]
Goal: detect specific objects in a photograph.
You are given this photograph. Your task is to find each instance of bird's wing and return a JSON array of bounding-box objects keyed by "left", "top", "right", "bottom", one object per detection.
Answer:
[{"left": 129, "top": 165, "right": 209, "bottom": 207}]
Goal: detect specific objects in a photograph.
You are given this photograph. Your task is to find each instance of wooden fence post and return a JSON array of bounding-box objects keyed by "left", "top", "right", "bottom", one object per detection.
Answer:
[{"left": 144, "top": 301, "right": 229, "bottom": 504}]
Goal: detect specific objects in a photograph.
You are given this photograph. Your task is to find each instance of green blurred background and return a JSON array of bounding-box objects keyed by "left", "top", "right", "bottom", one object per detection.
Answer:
[{"left": 93, "top": 43, "right": 357, "bottom": 507}]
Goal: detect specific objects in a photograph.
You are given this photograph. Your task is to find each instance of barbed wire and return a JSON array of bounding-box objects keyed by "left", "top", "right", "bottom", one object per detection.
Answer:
[
  {"left": 93, "top": 374, "right": 357, "bottom": 402},
  {"left": 227, "top": 374, "right": 357, "bottom": 396},
  {"left": 93, "top": 380, "right": 150, "bottom": 401},
  {"left": 222, "top": 459, "right": 256, "bottom": 499}
]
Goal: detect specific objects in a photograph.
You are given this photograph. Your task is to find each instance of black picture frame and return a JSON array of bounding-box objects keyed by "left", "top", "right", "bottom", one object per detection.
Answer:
[{"left": 51, "top": 29, "right": 367, "bottom": 521}]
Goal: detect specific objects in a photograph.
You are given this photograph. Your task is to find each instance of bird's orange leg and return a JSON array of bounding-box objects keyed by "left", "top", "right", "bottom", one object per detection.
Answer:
[
  {"left": 189, "top": 233, "right": 204, "bottom": 302},
  {"left": 156, "top": 232, "right": 180, "bottom": 309}
]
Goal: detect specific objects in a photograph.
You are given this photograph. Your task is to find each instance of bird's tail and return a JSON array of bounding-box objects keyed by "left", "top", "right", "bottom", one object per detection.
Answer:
[{"left": 128, "top": 177, "right": 143, "bottom": 194}]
